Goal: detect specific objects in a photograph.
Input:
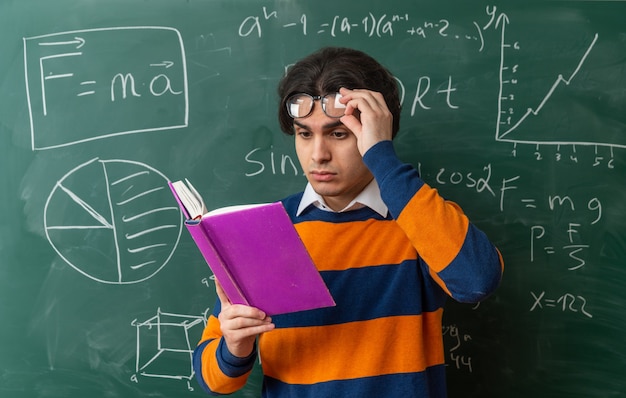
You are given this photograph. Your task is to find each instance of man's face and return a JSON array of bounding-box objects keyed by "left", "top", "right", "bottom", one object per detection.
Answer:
[{"left": 293, "top": 103, "right": 373, "bottom": 212}]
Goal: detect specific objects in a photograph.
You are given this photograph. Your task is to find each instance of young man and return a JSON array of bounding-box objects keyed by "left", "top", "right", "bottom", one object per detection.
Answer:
[{"left": 192, "top": 47, "right": 504, "bottom": 397}]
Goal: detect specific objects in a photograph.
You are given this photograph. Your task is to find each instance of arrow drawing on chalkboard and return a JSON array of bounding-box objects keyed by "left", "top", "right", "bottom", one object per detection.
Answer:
[
  {"left": 150, "top": 61, "right": 174, "bottom": 68},
  {"left": 37, "top": 36, "right": 86, "bottom": 49}
]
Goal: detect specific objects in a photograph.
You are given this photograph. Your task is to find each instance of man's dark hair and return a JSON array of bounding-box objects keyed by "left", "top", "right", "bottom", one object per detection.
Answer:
[{"left": 277, "top": 47, "right": 401, "bottom": 137}]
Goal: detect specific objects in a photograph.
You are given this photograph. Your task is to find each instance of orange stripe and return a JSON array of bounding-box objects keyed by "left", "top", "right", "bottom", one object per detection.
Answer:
[
  {"left": 200, "top": 315, "right": 221, "bottom": 342},
  {"left": 295, "top": 220, "right": 416, "bottom": 271},
  {"left": 198, "top": 316, "right": 250, "bottom": 394},
  {"left": 259, "top": 310, "right": 444, "bottom": 385},
  {"left": 397, "top": 185, "right": 468, "bottom": 272},
  {"left": 497, "top": 248, "right": 505, "bottom": 272}
]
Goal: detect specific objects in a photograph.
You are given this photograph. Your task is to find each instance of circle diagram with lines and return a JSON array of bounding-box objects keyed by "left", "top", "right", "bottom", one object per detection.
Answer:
[{"left": 44, "top": 158, "right": 183, "bottom": 284}]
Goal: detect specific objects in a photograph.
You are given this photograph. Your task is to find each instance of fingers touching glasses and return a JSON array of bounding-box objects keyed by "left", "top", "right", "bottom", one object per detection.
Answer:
[{"left": 286, "top": 93, "right": 346, "bottom": 119}]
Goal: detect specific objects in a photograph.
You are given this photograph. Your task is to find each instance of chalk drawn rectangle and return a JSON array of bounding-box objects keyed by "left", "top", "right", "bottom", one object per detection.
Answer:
[{"left": 23, "top": 26, "right": 189, "bottom": 151}]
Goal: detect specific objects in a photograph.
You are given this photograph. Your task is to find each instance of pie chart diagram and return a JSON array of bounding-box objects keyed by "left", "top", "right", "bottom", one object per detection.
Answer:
[{"left": 44, "top": 158, "right": 183, "bottom": 284}]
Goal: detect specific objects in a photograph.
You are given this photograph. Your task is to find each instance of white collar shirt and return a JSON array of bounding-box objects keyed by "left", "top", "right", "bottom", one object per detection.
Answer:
[{"left": 296, "top": 179, "right": 389, "bottom": 218}]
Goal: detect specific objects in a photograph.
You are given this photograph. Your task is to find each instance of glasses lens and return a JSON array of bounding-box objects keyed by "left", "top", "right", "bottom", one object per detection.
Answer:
[
  {"left": 287, "top": 94, "right": 314, "bottom": 118},
  {"left": 322, "top": 93, "right": 346, "bottom": 118}
]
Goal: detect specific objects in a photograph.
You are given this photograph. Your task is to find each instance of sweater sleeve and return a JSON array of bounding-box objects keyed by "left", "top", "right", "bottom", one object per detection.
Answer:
[
  {"left": 192, "top": 303, "right": 257, "bottom": 395},
  {"left": 363, "top": 141, "right": 504, "bottom": 303}
]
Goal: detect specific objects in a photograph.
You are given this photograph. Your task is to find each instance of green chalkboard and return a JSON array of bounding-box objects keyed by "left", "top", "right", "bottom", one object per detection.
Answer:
[{"left": 1, "top": 1, "right": 625, "bottom": 397}]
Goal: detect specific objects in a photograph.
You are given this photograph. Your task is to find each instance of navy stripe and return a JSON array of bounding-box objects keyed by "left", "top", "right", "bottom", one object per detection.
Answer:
[
  {"left": 192, "top": 340, "right": 216, "bottom": 395},
  {"left": 363, "top": 141, "right": 425, "bottom": 219},
  {"left": 262, "top": 365, "right": 447, "bottom": 398},
  {"left": 281, "top": 192, "right": 304, "bottom": 216},
  {"left": 215, "top": 338, "right": 256, "bottom": 377},
  {"left": 272, "top": 261, "right": 447, "bottom": 328},
  {"left": 438, "top": 223, "right": 502, "bottom": 302},
  {"left": 192, "top": 338, "right": 256, "bottom": 395}
]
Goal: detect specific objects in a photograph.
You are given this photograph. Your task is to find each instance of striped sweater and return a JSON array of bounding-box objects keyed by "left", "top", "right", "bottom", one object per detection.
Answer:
[{"left": 193, "top": 141, "right": 504, "bottom": 397}]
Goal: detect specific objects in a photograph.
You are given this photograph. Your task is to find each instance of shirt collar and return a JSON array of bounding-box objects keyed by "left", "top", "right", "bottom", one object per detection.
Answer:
[{"left": 296, "top": 179, "right": 388, "bottom": 218}]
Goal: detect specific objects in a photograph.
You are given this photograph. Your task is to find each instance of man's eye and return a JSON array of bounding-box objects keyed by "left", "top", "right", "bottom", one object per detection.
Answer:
[
  {"left": 297, "top": 131, "right": 312, "bottom": 138},
  {"left": 331, "top": 131, "right": 348, "bottom": 139}
]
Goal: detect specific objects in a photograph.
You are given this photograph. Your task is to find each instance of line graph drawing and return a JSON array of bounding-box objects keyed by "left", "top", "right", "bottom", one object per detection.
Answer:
[
  {"left": 23, "top": 26, "right": 189, "bottom": 151},
  {"left": 497, "top": 33, "right": 600, "bottom": 143},
  {"left": 492, "top": 9, "right": 624, "bottom": 152},
  {"left": 131, "top": 308, "right": 208, "bottom": 391},
  {"left": 44, "top": 158, "right": 183, "bottom": 284}
]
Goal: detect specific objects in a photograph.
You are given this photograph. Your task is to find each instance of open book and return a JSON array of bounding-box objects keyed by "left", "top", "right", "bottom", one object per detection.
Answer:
[{"left": 168, "top": 179, "right": 335, "bottom": 316}]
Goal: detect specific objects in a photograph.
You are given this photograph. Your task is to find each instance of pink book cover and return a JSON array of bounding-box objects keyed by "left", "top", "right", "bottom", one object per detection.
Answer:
[{"left": 171, "top": 189, "right": 335, "bottom": 315}]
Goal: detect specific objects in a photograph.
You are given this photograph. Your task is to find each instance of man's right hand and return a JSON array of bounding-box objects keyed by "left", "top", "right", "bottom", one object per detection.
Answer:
[{"left": 215, "top": 280, "right": 275, "bottom": 358}]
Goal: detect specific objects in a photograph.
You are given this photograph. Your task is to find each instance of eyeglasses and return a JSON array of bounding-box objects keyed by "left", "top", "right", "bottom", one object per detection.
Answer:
[{"left": 286, "top": 93, "right": 346, "bottom": 119}]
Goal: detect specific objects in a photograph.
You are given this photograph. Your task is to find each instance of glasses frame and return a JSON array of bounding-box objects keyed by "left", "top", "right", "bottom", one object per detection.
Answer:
[{"left": 286, "top": 93, "right": 345, "bottom": 119}]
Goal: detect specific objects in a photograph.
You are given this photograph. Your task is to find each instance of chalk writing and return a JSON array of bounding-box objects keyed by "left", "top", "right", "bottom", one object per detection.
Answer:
[
  {"left": 530, "top": 291, "right": 593, "bottom": 318},
  {"left": 499, "top": 174, "right": 600, "bottom": 272},
  {"left": 23, "top": 27, "right": 189, "bottom": 151},
  {"left": 500, "top": 176, "right": 602, "bottom": 223},
  {"left": 530, "top": 225, "right": 591, "bottom": 270},
  {"left": 419, "top": 162, "right": 496, "bottom": 197},
  {"left": 244, "top": 146, "right": 302, "bottom": 177},
  {"left": 443, "top": 324, "right": 473, "bottom": 373},
  {"left": 239, "top": 6, "right": 488, "bottom": 47},
  {"left": 404, "top": 75, "right": 460, "bottom": 113}
]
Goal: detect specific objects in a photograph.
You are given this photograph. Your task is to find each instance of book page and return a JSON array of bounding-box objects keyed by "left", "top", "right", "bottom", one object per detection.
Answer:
[{"left": 205, "top": 203, "right": 267, "bottom": 217}]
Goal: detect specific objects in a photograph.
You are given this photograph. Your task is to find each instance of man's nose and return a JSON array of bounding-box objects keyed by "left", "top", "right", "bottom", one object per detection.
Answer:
[{"left": 311, "top": 137, "right": 331, "bottom": 163}]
